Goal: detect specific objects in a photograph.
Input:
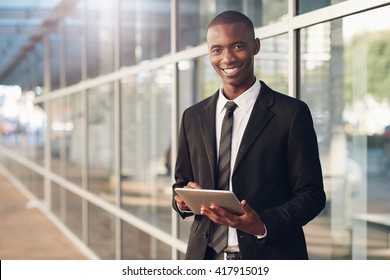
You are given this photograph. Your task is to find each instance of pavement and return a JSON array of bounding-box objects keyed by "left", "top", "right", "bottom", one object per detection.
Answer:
[{"left": 0, "top": 171, "right": 88, "bottom": 260}]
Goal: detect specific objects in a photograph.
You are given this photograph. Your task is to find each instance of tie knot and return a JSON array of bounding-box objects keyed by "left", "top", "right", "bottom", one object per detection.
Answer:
[{"left": 225, "top": 101, "right": 237, "bottom": 112}]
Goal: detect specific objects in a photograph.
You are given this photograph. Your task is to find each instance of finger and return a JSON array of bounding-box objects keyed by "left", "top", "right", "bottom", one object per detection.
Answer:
[
  {"left": 174, "top": 195, "right": 183, "bottom": 204},
  {"left": 211, "top": 203, "right": 243, "bottom": 219},
  {"left": 186, "top": 182, "right": 202, "bottom": 189},
  {"left": 204, "top": 205, "right": 237, "bottom": 226},
  {"left": 175, "top": 195, "right": 188, "bottom": 209},
  {"left": 212, "top": 205, "right": 240, "bottom": 227},
  {"left": 210, "top": 203, "right": 227, "bottom": 214},
  {"left": 178, "top": 203, "right": 190, "bottom": 211},
  {"left": 241, "top": 200, "right": 250, "bottom": 212},
  {"left": 200, "top": 206, "right": 223, "bottom": 222}
]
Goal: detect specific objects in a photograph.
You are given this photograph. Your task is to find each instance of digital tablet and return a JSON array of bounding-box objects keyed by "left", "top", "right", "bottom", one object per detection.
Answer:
[{"left": 175, "top": 188, "right": 244, "bottom": 215}]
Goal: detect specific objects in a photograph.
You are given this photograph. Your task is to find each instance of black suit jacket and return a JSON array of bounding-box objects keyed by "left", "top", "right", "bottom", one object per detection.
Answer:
[{"left": 172, "top": 81, "right": 326, "bottom": 260}]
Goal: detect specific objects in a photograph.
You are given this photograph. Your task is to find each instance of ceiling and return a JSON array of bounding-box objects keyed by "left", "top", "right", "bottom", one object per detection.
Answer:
[{"left": 0, "top": 0, "right": 63, "bottom": 82}]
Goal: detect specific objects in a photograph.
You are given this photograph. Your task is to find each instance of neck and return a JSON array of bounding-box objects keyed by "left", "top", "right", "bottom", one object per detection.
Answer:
[{"left": 222, "top": 77, "right": 257, "bottom": 100}]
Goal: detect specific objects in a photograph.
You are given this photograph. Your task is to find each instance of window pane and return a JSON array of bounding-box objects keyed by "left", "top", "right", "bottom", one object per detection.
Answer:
[
  {"left": 122, "top": 221, "right": 171, "bottom": 259},
  {"left": 30, "top": 100, "right": 45, "bottom": 167},
  {"left": 64, "top": 1, "right": 84, "bottom": 86},
  {"left": 67, "top": 94, "right": 83, "bottom": 186},
  {"left": 121, "top": 66, "right": 172, "bottom": 233},
  {"left": 88, "top": 203, "right": 115, "bottom": 259},
  {"left": 178, "top": 56, "right": 220, "bottom": 110},
  {"left": 51, "top": 182, "right": 62, "bottom": 220},
  {"left": 88, "top": 84, "right": 115, "bottom": 202},
  {"left": 51, "top": 95, "right": 82, "bottom": 184},
  {"left": 298, "top": 0, "right": 347, "bottom": 14},
  {"left": 300, "top": 6, "right": 390, "bottom": 260},
  {"left": 30, "top": 172, "right": 44, "bottom": 200},
  {"left": 87, "top": 0, "right": 115, "bottom": 78},
  {"left": 120, "top": 0, "right": 136, "bottom": 67},
  {"left": 0, "top": 87, "right": 45, "bottom": 166},
  {"left": 50, "top": 24, "right": 62, "bottom": 91},
  {"left": 120, "top": 0, "right": 172, "bottom": 66},
  {"left": 51, "top": 98, "right": 68, "bottom": 176},
  {"left": 66, "top": 190, "right": 83, "bottom": 240},
  {"left": 135, "top": 0, "right": 171, "bottom": 62},
  {"left": 255, "top": 33, "right": 289, "bottom": 94},
  {"left": 32, "top": 43, "right": 45, "bottom": 90},
  {"left": 178, "top": 0, "right": 288, "bottom": 51}
]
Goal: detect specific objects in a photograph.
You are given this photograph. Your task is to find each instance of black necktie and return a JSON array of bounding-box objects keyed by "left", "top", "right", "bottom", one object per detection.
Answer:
[{"left": 211, "top": 101, "right": 237, "bottom": 253}]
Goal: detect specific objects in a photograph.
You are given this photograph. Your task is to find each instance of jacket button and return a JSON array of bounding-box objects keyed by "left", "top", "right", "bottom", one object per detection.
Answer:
[{"left": 201, "top": 232, "right": 208, "bottom": 239}]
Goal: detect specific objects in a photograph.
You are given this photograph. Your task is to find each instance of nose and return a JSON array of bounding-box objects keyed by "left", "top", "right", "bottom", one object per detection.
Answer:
[{"left": 221, "top": 49, "right": 237, "bottom": 64}]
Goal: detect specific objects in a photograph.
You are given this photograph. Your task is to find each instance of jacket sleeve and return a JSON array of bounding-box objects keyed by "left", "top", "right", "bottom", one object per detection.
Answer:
[
  {"left": 171, "top": 110, "right": 195, "bottom": 219},
  {"left": 260, "top": 102, "right": 326, "bottom": 238}
]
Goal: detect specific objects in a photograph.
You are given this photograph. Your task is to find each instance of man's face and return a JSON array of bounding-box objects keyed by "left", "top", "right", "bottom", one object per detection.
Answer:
[{"left": 207, "top": 22, "right": 260, "bottom": 96}]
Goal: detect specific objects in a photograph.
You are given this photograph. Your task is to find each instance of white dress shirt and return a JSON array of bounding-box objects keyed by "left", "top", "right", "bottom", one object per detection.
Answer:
[{"left": 216, "top": 79, "right": 261, "bottom": 250}]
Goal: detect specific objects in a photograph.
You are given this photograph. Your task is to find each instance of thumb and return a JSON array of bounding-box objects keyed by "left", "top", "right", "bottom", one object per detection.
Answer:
[{"left": 241, "top": 200, "right": 251, "bottom": 212}]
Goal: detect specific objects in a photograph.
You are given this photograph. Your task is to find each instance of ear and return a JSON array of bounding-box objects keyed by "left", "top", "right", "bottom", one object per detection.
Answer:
[{"left": 253, "top": 38, "right": 261, "bottom": 55}]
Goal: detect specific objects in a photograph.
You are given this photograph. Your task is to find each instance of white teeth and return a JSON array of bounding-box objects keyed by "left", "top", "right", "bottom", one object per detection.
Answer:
[{"left": 223, "top": 67, "right": 239, "bottom": 74}]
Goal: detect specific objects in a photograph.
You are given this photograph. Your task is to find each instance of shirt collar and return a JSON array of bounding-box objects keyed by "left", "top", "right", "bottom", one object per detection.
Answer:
[{"left": 217, "top": 79, "right": 261, "bottom": 114}]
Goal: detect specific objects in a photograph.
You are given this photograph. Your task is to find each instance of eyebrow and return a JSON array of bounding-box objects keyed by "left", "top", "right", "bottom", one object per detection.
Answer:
[{"left": 209, "top": 40, "right": 247, "bottom": 50}]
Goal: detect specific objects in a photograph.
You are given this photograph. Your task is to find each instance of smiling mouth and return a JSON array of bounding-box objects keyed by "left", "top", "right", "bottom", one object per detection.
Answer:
[{"left": 222, "top": 66, "right": 240, "bottom": 74}]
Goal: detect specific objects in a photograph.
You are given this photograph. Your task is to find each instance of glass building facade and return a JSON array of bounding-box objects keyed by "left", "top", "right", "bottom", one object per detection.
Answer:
[{"left": 0, "top": 0, "right": 389, "bottom": 259}]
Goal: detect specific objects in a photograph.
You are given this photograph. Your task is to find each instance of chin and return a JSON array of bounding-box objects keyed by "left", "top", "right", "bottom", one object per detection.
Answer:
[{"left": 222, "top": 77, "right": 244, "bottom": 86}]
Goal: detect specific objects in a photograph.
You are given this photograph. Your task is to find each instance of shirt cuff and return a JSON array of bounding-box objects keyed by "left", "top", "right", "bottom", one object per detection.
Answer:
[
  {"left": 255, "top": 224, "right": 267, "bottom": 239},
  {"left": 177, "top": 202, "right": 193, "bottom": 214}
]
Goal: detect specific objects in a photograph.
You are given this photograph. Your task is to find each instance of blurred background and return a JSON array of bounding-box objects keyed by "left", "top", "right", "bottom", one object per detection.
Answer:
[{"left": 0, "top": 0, "right": 389, "bottom": 260}]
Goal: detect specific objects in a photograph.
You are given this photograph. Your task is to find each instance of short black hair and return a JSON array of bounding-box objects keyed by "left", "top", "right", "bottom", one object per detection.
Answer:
[{"left": 208, "top": 10, "right": 255, "bottom": 38}]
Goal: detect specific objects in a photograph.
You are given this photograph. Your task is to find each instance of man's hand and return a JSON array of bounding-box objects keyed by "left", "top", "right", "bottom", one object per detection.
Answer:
[
  {"left": 174, "top": 182, "right": 202, "bottom": 211},
  {"left": 200, "top": 200, "right": 266, "bottom": 236}
]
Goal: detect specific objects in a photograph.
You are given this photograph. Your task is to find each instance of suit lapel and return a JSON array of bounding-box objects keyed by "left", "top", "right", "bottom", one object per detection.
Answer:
[
  {"left": 233, "top": 83, "right": 275, "bottom": 174},
  {"left": 198, "top": 92, "right": 219, "bottom": 188}
]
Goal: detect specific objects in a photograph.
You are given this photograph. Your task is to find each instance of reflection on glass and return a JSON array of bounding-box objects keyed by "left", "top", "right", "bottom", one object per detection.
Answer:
[
  {"left": 65, "top": 94, "right": 83, "bottom": 186},
  {"left": 65, "top": 0, "right": 84, "bottom": 86},
  {"left": 255, "top": 33, "right": 289, "bottom": 94},
  {"left": 88, "top": 84, "right": 115, "bottom": 202},
  {"left": 30, "top": 172, "right": 44, "bottom": 200},
  {"left": 122, "top": 221, "right": 171, "bottom": 259},
  {"left": 0, "top": 86, "right": 46, "bottom": 166},
  {"left": 298, "top": 0, "right": 347, "bottom": 14},
  {"left": 50, "top": 24, "right": 62, "bottom": 91},
  {"left": 88, "top": 203, "right": 115, "bottom": 259},
  {"left": 120, "top": 0, "right": 171, "bottom": 65},
  {"left": 33, "top": 101, "right": 46, "bottom": 166},
  {"left": 121, "top": 66, "right": 172, "bottom": 235},
  {"left": 178, "top": 0, "right": 288, "bottom": 51},
  {"left": 51, "top": 182, "right": 62, "bottom": 220},
  {"left": 87, "top": 0, "right": 115, "bottom": 78},
  {"left": 120, "top": 0, "right": 136, "bottom": 67},
  {"left": 137, "top": 0, "right": 171, "bottom": 61},
  {"left": 66, "top": 190, "right": 83, "bottom": 239},
  {"left": 37, "top": 43, "right": 45, "bottom": 87},
  {"left": 51, "top": 98, "right": 67, "bottom": 176},
  {"left": 300, "top": 6, "right": 390, "bottom": 260},
  {"left": 50, "top": 95, "right": 80, "bottom": 184},
  {"left": 178, "top": 56, "right": 220, "bottom": 114}
]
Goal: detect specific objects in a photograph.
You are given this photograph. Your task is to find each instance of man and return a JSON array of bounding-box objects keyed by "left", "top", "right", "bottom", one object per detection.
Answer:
[{"left": 172, "top": 10, "right": 326, "bottom": 260}]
